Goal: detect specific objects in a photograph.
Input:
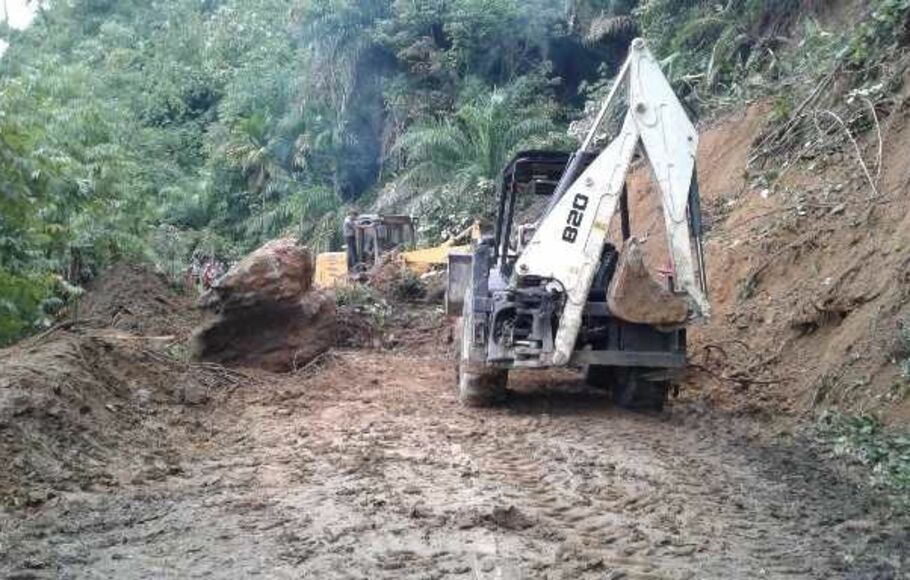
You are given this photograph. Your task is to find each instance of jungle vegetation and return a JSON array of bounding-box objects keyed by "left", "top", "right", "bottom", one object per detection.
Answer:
[{"left": 0, "top": 0, "right": 908, "bottom": 343}]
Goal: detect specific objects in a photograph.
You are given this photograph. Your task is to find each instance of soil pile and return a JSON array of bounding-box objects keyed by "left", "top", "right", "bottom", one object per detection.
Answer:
[
  {"left": 361, "top": 250, "right": 427, "bottom": 300},
  {"left": 0, "top": 330, "right": 240, "bottom": 507},
  {"left": 622, "top": 102, "right": 910, "bottom": 425},
  {"left": 191, "top": 238, "right": 336, "bottom": 372},
  {"left": 0, "top": 262, "right": 245, "bottom": 507},
  {"left": 79, "top": 262, "right": 201, "bottom": 338}
]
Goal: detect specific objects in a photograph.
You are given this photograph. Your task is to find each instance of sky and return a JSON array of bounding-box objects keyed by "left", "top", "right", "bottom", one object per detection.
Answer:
[{"left": 1, "top": 0, "right": 38, "bottom": 56}]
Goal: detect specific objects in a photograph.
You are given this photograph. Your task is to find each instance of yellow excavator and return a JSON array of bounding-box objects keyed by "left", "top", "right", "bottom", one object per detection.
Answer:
[{"left": 313, "top": 214, "right": 480, "bottom": 288}]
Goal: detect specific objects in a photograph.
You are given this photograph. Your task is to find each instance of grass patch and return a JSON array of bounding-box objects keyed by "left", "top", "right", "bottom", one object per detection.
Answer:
[
  {"left": 893, "top": 319, "right": 910, "bottom": 380},
  {"left": 816, "top": 413, "right": 910, "bottom": 499},
  {"left": 335, "top": 284, "right": 392, "bottom": 327}
]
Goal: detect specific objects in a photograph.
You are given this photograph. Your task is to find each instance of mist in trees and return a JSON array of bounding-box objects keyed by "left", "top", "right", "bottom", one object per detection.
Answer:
[
  {"left": 4, "top": 0, "right": 870, "bottom": 344},
  {"left": 0, "top": 0, "right": 637, "bottom": 343}
]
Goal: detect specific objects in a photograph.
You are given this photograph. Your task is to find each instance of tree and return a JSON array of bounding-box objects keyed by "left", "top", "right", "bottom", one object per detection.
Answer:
[{"left": 395, "top": 88, "right": 560, "bottom": 197}]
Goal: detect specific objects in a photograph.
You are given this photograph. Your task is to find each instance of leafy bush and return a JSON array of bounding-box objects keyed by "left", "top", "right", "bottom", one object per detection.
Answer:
[
  {"left": 848, "top": 0, "right": 910, "bottom": 66},
  {"left": 411, "top": 182, "right": 492, "bottom": 245},
  {"left": 817, "top": 413, "right": 910, "bottom": 497},
  {"left": 393, "top": 270, "right": 426, "bottom": 301},
  {"left": 335, "top": 283, "right": 392, "bottom": 327},
  {"left": 0, "top": 271, "right": 53, "bottom": 346},
  {"left": 893, "top": 319, "right": 910, "bottom": 379}
]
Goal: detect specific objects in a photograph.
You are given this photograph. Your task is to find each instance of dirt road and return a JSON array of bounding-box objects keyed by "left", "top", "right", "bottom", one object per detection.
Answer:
[{"left": 1, "top": 346, "right": 906, "bottom": 579}]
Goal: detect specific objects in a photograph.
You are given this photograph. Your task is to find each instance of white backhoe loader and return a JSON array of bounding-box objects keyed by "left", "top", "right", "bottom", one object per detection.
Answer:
[{"left": 446, "top": 38, "right": 709, "bottom": 410}]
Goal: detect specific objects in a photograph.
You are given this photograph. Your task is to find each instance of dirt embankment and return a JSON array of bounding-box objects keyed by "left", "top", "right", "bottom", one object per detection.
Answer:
[
  {"left": 0, "top": 265, "right": 242, "bottom": 508},
  {"left": 627, "top": 99, "right": 910, "bottom": 426},
  {"left": 79, "top": 262, "right": 203, "bottom": 339}
]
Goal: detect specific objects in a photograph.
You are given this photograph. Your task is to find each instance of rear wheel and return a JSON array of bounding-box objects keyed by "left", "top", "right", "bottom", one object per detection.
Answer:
[
  {"left": 586, "top": 365, "right": 669, "bottom": 411},
  {"left": 612, "top": 367, "right": 669, "bottom": 411},
  {"left": 454, "top": 313, "right": 507, "bottom": 408},
  {"left": 584, "top": 364, "right": 614, "bottom": 389}
]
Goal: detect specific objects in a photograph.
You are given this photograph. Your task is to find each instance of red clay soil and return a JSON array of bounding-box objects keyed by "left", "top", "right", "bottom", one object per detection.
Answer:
[
  {"left": 0, "top": 264, "right": 243, "bottom": 508},
  {"left": 627, "top": 100, "right": 910, "bottom": 426}
]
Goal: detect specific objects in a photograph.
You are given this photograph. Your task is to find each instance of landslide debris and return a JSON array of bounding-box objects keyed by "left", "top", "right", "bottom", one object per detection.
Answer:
[
  {"left": 191, "top": 238, "right": 336, "bottom": 372},
  {"left": 0, "top": 265, "right": 240, "bottom": 508},
  {"left": 79, "top": 262, "right": 202, "bottom": 339}
]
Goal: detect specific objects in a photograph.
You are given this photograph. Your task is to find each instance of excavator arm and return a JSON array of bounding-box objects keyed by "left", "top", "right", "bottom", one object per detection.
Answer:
[{"left": 513, "top": 38, "right": 709, "bottom": 366}]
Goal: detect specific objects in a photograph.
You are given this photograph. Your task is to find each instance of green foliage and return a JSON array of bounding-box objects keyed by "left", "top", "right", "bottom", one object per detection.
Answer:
[
  {"left": 397, "top": 89, "right": 560, "bottom": 194},
  {"left": 335, "top": 283, "right": 391, "bottom": 326},
  {"left": 817, "top": 413, "right": 910, "bottom": 498},
  {"left": 392, "top": 269, "right": 425, "bottom": 301},
  {"left": 635, "top": 0, "right": 910, "bottom": 102},
  {"left": 848, "top": 0, "right": 910, "bottom": 66},
  {"left": 0, "top": 270, "right": 53, "bottom": 345},
  {"left": 0, "top": 0, "right": 338, "bottom": 343},
  {"left": 394, "top": 87, "right": 569, "bottom": 241},
  {"left": 893, "top": 319, "right": 910, "bottom": 380},
  {"left": 411, "top": 183, "right": 492, "bottom": 243}
]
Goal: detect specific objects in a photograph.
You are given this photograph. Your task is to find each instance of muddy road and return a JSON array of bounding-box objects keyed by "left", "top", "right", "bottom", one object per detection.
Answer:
[{"left": 1, "top": 347, "right": 906, "bottom": 579}]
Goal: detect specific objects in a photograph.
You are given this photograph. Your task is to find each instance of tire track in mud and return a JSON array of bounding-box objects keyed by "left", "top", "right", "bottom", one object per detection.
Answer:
[
  {"left": 1, "top": 350, "right": 905, "bottom": 579},
  {"left": 458, "top": 371, "right": 896, "bottom": 579},
  {"left": 465, "top": 403, "right": 698, "bottom": 579}
]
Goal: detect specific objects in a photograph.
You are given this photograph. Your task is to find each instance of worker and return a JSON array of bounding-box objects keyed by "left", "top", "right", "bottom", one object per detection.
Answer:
[
  {"left": 187, "top": 253, "right": 203, "bottom": 292},
  {"left": 201, "top": 259, "right": 216, "bottom": 290},
  {"left": 343, "top": 211, "right": 358, "bottom": 269}
]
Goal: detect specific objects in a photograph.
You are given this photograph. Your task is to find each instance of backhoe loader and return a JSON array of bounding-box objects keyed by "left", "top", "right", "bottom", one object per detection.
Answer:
[{"left": 446, "top": 38, "right": 709, "bottom": 410}]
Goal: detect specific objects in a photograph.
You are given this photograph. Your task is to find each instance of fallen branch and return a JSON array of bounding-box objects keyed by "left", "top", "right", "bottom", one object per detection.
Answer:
[
  {"left": 26, "top": 317, "right": 106, "bottom": 346},
  {"left": 750, "top": 67, "right": 839, "bottom": 165},
  {"left": 813, "top": 109, "right": 880, "bottom": 199},
  {"left": 139, "top": 346, "right": 255, "bottom": 388},
  {"left": 292, "top": 349, "right": 338, "bottom": 375},
  {"left": 688, "top": 363, "right": 786, "bottom": 388},
  {"left": 858, "top": 96, "right": 884, "bottom": 181}
]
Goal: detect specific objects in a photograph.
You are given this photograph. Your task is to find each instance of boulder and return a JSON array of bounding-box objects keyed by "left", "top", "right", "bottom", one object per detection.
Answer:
[
  {"left": 204, "top": 238, "right": 314, "bottom": 312},
  {"left": 607, "top": 238, "right": 689, "bottom": 327},
  {"left": 191, "top": 238, "right": 335, "bottom": 372},
  {"left": 190, "top": 291, "right": 336, "bottom": 372}
]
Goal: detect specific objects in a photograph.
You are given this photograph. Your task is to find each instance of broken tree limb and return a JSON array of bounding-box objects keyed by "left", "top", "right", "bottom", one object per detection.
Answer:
[{"left": 813, "top": 109, "right": 880, "bottom": 199}]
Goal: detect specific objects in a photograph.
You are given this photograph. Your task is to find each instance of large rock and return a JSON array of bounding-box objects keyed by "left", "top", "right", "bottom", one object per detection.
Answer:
[
  {"left": 191, "top": 238, "right": 335, "bottom": 371},
  {"left": 607, "top": 238, "right": 689, "bottom": 327},
  {"left": 191, "top": 291, "right": 336, "bottom": 372},
  {"left": 205, "top": 238, "right": 314, "bottom": 312}
]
